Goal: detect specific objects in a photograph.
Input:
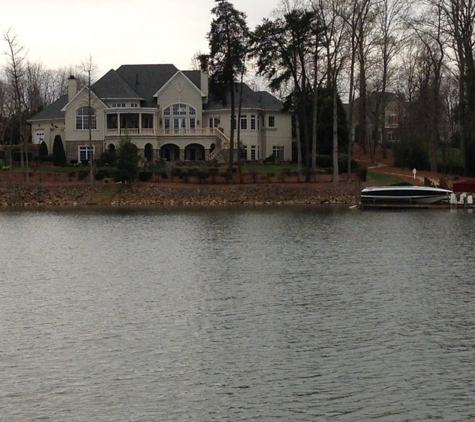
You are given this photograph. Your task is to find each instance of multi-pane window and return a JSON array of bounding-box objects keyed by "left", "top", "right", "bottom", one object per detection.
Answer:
[
  {"left": 272, "top": 146, "right": 284, "bottom": 159},
  {"left": 209, "top": 117, "right": 218, "bottom": 128},
  {"left": 164, "top": 104, "right": 196, "bottom": 129},
  {"left": 241, "top": 145, "right": 248, "bottom": 160},
  {"left": 250, "top": 145, "right": 260, "bottom": 160},
  {"left": 79, "top": 145, "right": 94, "bottom": 161},
  {"left": 76, "top": 107, "right": 97, "bottom": 130},
  {"left": 268, "top": 115, "right": 276, "bottom": 128},
  {"left": 240, "top": 115, "right": 247, "bottom": 130},
  {"left": 250, "top": 115, "right": 256, "bottom": 130},
  {"left": 131, "top": 103, "right": 138, "bottom": 108},
  {"left": 387, "top": 114, "right": 398, "bottom": 125},
  {"left": 112, "top": 103, "right": 126, "bottom": 108},
  {"left": 35, "top": 131, "right": 45, "bottom": 144}
]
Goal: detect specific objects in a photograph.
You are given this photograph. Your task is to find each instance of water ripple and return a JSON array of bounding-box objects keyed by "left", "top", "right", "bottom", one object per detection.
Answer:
[{"left": 0, "top": 207, "right": 474, "bottom": 420}]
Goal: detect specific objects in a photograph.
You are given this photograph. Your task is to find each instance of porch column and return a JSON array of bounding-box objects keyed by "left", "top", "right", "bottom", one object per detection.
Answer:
[{"left": 179, "top": 149, "right": 185, "bottom": 161}]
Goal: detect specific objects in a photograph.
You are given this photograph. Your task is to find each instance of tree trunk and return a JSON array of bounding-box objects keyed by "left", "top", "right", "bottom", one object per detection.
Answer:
[{"left": 332, "top": 86, "right": 339, "bottom": 185}]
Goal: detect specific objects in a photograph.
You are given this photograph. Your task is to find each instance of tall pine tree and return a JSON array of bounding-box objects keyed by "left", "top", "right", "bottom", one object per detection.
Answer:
[{"left": 204, "top": 0, "right": 249, "bottom": 174}]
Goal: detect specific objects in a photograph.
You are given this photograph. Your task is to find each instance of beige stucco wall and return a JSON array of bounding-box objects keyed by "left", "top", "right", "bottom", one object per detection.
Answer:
[
  {"left": 204, "top": 109, "right": 292, "bottom": 161},
  {"left": 64, "top": 89, "right": 106, "bottom": 144},
  {"left": 156, "top": 72, "right": 204, "bottom": 127},
  {"left": 31, "top": 121, "right": 66, "bottom": 155}
]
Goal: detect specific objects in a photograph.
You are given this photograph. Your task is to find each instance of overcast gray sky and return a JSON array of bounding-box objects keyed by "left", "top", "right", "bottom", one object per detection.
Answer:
[{"left": 1, "top": 0, "right": 280, "bottom": 78}]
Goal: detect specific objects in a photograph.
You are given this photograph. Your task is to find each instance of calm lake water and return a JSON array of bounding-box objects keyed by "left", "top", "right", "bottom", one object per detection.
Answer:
[{"left": 0, "top": 206, "right": 474, "bottom": 421}]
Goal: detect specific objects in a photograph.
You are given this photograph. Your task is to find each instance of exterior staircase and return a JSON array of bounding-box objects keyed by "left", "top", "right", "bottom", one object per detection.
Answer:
[
  {"left": 209, "top": 128, "right": 231, "bottom": 161},
  {"left": 87, "top": 183, "right": 123, "bottom": 205}
]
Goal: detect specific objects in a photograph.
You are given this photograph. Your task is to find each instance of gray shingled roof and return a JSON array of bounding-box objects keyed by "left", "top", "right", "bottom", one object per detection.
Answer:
[
  {"left": 205, "top": 83, "right": 283, "bottom": 111},
  {"left": 28, "top": 95, "right": 68, "bottom": 122},
  {"left": 92, "top": 69, "right": 143, "bottom": 101},
  {"left": 30, "top": 66, "right": 278, "bottom": 122},
  {"left": 114, "top": 64, "right": 181, "bottom": 108}
]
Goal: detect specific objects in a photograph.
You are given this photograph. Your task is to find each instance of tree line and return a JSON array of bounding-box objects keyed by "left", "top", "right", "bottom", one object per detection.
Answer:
[
  {"left": 4, "top": 0, "right": 475, "bottom": 182},
  {"left": 1, "top": 30, "right": 89, "bottom": 151},
  {"left": 202, "top": 0, "right": 475, "bottom": 179}
]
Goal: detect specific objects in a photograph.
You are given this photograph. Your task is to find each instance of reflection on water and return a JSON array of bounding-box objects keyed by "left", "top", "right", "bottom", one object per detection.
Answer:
[{"left": 0, "top": 206, "right": 474, "bottom": 421}]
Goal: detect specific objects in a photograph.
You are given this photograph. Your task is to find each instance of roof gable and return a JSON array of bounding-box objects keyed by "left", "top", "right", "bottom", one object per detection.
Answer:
[
  {"left": 60, "top": 87, "right": 108, "bottom": 112},
  {"left": 115, "top": 64, "right": 180, "bottom": 107},
  {"left": 154, "top": 70, "right": 203, "bottom": 98}
]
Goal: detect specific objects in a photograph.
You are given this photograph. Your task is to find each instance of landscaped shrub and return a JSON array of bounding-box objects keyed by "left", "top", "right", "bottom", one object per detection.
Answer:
[
  {"left": 338, "top": 154, "right": 358, "bottom": 174},
  {"left": 199, "top": 170, "right": 210, "bottom": 180},
  {"left": 356, "top": 165, "right": 367, "bottom": 181},
  {"left": 264, "top": 154, "right": 277, "bottom": 164},
  {"left": 78, "top": 170, "right": 88, "bottom": 180},
  {"left": 39, "top": 155, "right": 54, "bottom": 163},
  {"left": 99, "top": 151, "right": 116, "bottom": 166},
  {"left": 171, "top": 168, "right": 183, "bottom": 178},
  {"left": 138, "top": 171, "right": 153, "bottom": 182},
  {"left": 38, "top": 141, "right": 48, "bottom": 157},
  {"left": 12, "top": 149, "right": 34, "bottom": 162},
  {"left": 52, "top": 135, "right": 66, "bottom": 166},
  {"left": 187, "top": 168, "right": 200, "bottom": 177}
]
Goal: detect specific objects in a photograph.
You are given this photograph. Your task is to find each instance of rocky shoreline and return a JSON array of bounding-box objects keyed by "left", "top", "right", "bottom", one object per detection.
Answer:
[{"left": 0, "top": 182, "right": 357, "bottom": 207}]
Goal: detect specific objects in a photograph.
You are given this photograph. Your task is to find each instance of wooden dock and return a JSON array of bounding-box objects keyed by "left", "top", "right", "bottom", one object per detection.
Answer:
[{"left": 359, "top": 202, "right": 475, "bottom": 209}]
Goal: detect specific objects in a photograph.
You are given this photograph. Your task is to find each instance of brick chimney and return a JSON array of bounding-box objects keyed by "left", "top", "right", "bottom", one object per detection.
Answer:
[{"left": 68, "top": 75, "right": 77, "bottom": 102}]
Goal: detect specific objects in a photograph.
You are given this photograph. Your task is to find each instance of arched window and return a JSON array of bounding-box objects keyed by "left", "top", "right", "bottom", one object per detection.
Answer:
[
  {"left": 163, "top": 104, "right": 196, "bottom": 130},
  {"left": 76, "top": 106, "right": 97, "bottom": 130}
]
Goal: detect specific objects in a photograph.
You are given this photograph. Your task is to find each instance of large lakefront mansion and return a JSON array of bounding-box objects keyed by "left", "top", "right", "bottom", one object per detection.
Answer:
[{"left": 29, "top": 64, "right": 293, "bottom": 164}]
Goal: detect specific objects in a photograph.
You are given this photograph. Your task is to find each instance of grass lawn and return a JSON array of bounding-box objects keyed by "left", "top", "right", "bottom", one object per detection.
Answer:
[{"left": 367, "top": 171, "right": 407, "bottom": 186}]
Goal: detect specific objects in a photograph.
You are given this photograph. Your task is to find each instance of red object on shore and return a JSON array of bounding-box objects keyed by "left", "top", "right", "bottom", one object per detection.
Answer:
[{"left": 452, "top": 179, "right": 475, "bottom": 193}]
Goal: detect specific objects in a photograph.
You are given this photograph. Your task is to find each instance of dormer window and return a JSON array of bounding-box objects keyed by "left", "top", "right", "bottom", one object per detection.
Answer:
[
  {"left": 131, "top": 103, "right": 138, "bottom": 108},
  {"left": 112, "top": 103, "right": 126, "bottom": 108}
]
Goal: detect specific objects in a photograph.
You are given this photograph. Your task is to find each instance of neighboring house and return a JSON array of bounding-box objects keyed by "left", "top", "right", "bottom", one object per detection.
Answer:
[
  {"left": 28, "top": 64, "right": 292, "bottom": 164},
  {"left": 351, "top": 92, "right": 406, "bottom": 145}
]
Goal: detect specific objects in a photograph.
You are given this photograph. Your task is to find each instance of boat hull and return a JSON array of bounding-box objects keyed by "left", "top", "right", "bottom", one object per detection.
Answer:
[{"left": 360, "top": 186, "right": 452, "bottom": 205}]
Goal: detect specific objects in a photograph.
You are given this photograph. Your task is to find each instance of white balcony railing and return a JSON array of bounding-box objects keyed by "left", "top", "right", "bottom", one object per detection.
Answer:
[{"left": 106, "top": 127, "right": 220, "bottom": 137}]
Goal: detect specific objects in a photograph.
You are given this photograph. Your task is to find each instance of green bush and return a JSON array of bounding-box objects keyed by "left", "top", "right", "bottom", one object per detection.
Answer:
[
  {"left": 12, "top": 150, "right": 34, "bottom": 162},
  {"left": 78, "top": 170, "right": 88, "bottom": 180},
  {"left": 171, "top": 167, "right": 183, "bottom": 178},
  {"left": 138, "top": 171, "right": 153, "bottom": 182},
  {"left": 199, "top": 170, "right": 210, "bottom": 180},
  {"left": 264, "top": 154, "right": 277, "bottom": 164},
  {"left": 52, "top": 135, "right": 66, "bottom": 166},
  {"left": 356, "top": 165, "right": 367, "bottom": 181},
  {"left": 99, "top": 151, "right": 116, "bottom": 166}
]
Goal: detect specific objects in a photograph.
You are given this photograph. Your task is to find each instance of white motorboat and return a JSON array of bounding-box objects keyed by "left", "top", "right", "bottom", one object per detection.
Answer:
[{"left": 360, "top": 183, "right": 453, "bottom": 205}]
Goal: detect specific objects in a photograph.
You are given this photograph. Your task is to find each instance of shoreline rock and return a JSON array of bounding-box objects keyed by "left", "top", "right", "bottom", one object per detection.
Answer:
[{"left": 0, "top": 183, "right": 357, "bottom": 207}]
